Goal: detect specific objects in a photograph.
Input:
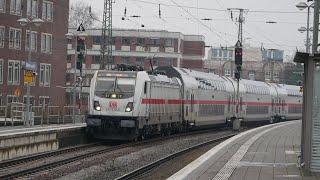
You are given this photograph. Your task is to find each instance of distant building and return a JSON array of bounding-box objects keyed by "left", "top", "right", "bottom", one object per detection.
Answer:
[
  {"left": 207, "top": 45, "right": 263, "bottom": 62},
  {"left": 203, "top": 60, "right": 284, "bottom": 83},
  {"left": 262, "top": 49, "right": 284, "bottom": 62},
  {"left": 0, "top": 0, "right": 69, "bottom": 106},
  {"left": 65, "top": 28, "right": 205, "bottom": 105}
]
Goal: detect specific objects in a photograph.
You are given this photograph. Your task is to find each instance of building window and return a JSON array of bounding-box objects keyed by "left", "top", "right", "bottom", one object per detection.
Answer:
[
  {"left": 0, "top": 26, "right": 4, "bottom": 48},
  {"left": 224, "top": 69, "right": 231, "bottom": 77},
  {"left": 93, "top": 55, "right": 100, "bottom": 64},
  {"left": 136, "top": 57, "right": 144, "bottom": 66},
  {"left": 10, "top": 0, "right": 21, "bottom": 15},
  {"left": 9, "top": 28, "right": 21, "bottom": 49},
  {"left": 248, "top": 71, "right": 255, "bottom": 80},
  {"left": 223, "top": 50, "right": 228, "bottom": 58},
  {"left": 67, "top": 55, "right": 72, "bottom": 62},
  {"left": 39, "top": 96, "right": 50, "bottom": 106},
  {"left": 137, "top": 38, "right": 144, "bottom": 46},
  {"left": 27, "top": 0, "right": 38, "bottom": 17},
  {"left": 0, "top": 59, "right": 3, "bottom": 84},
  {"left": 273, "top": 71, "right": 280, "bottom": 81},
  {"left": 165, "top": 39, "right": 173, "bottom": 47},
  {"left": 150, "top": 38, "right": 160, "bottom": 46},
  {"left": 0, "top": 0, "right": 5, "bottom": 12},
  {"left": 42, "top": 1, "right": 53, "bottom": 21},
  {"left": 163, "top": 58, "right": 173, "bottom": 66},
  {"left": 212, "top": 49, "right": 218, "bottom": 57},
  {"left": 265, "top": 71, "right": 271, "bottom": 81},
  {"left": 152, "top": 58, "right": 159, "bottom": 66},
  {"left": 8, "top": 60, "right": 20, "bottom": 85},
  {"left": 228, "top": 50, "right": 233, "bottom": 58},
  {"left": 121, "top": 57, "right": 130, "bottom": 64},
  {"left": 39, "top": 63, "right": 51, "bottom": 87},
  {"left": 93, "top": 36, "right": 101, "bottom": 44},
  {"left": 121, "top": 37, "right": 131, "bottom": 46},
  {"left": 41, "top": 33, "right": 52, "bottom": 53},
  {"left": 26, "top": 30, "right": 37, "bottom": 52}
]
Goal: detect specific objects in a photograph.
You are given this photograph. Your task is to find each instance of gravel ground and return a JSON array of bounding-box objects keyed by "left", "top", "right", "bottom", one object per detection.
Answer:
[{"left": 27, "top": 130, "right": 235, "bottom": 180}]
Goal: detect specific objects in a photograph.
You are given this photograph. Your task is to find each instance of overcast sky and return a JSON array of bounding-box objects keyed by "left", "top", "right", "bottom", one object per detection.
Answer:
[{"left": 71, "top": 0, "right": 315, "bottom": 61}]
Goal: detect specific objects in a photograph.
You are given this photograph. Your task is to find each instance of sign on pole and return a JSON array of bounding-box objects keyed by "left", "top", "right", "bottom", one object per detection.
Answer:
[
  {"left": 24, "top": 70, "right": 33, "bottom": 84},
  {"left": 24, "top": 61, "right": 37, "bottom": 71},
  {"left": 77, "top": 23, "right": 86, "bottom": 32}
]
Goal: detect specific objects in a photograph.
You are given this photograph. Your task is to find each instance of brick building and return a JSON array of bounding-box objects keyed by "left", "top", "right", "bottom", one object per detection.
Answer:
[
  {"left": 0, "top": 0, "right": 69, "bottom": 106},
  {"left": 65, "top": 28, "right": 205, "bottom": 105}
]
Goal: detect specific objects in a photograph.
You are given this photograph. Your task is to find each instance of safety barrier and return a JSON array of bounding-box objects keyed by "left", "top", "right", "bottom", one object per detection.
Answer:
[
  {"left": 47, "top": 106, "right": 61, "bottom": 124},
  {"left": 0, "top": 104, "right": 88, "bottom": 126},
  {"left": 31, "top": 106, "right": 45, "bottom": 125},
  {"left": 0, "top": 106, "right": 7, "bottom": 125},
  {"left": 63, "top": 106, "right": 75, "bottom": 124},
  {"left": 10, "top": 103, "right": 24, "bottom": 126}
]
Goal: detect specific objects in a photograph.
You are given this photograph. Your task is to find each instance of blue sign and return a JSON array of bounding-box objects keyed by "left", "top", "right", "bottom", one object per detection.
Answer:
[{"left": 24, "top": 61, "right": 37, "bottom": 71}]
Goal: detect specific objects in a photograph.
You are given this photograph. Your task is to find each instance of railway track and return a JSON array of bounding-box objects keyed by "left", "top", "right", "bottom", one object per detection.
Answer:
[
  {"left": 0, "top": 128, "right": 235, "bottom": 179},
  {"left": 115, "top": 133, "right": 237, "bottom": 180}
]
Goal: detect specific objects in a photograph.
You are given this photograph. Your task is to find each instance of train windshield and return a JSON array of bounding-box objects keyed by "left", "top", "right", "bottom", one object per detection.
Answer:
[{"left": 95, "top": 77, "right": 136, "bottom": 99}]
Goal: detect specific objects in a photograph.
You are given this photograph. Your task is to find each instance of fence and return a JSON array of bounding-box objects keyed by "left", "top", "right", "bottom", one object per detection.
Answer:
[
  {"left": 0, "top": 106, "right": 7, "bottom": 125},
  {"left": 0, "top": 104, "right": 86, "bottom": 126},
  {"left": 10, "top": 103, "right": 24, "bottom": 126}
]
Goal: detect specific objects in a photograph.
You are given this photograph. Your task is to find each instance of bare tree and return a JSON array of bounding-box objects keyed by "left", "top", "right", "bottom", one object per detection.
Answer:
[{"left": 69, "top": 2, "right": 99, "bottom": 29}]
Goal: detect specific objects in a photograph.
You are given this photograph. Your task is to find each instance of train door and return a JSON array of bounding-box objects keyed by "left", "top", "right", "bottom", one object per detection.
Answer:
[{"left": 190, "top": 90, "right": 195, "bottom": 125}]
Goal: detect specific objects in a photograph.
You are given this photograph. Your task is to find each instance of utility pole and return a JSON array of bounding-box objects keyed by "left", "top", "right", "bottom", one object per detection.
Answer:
[
  {"left": 100, "top": 0, "right": 113, "bottom": 70},
  {"left": 228, "top": 8, "right": 249, "bottom": 44}
]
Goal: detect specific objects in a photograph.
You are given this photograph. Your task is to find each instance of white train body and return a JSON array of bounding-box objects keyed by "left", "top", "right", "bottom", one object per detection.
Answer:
[{"left": 86, "top": 67, "right": 302, "bottom": 140}]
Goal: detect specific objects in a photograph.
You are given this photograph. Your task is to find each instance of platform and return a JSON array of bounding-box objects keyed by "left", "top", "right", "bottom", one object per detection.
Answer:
[
  {"left": 0, "top": 123, "right": 87, "bottom": 161},
  {"left": 169, "top": 120, "right": 319, "bottom": 180}
]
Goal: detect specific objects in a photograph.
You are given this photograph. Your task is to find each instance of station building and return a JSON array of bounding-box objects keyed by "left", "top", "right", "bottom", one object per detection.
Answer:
[
  {"left": 0, "top": 0, "right": 69, "bottom": 107},
  {"left": 65, "top": 28, "right": 205, "bottom": 106}
]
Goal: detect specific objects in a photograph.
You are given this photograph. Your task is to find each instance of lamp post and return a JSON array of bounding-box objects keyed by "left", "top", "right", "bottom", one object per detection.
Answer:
[
  {"left": 296, "top": 2, "right": 314, "bottom": 53},
  {"left": 17, "top": 17, "right": 44, "bottom": 126}
]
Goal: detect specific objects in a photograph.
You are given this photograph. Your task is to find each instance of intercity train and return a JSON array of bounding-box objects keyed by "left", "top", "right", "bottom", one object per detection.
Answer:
[{"left": 86, "top": 66, "right": 302, "bottom": 140}]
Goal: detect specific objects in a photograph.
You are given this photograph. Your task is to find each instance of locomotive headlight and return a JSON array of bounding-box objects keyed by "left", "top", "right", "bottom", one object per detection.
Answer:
[
  {"left": 94, "top": 101, "right": 101, "bottom": 111},
  {"left": 125, "top": 102, "right": 134, "bottom": 112},
  {"left": 111, "top": 93, "right": 117, "bottom": 98}
]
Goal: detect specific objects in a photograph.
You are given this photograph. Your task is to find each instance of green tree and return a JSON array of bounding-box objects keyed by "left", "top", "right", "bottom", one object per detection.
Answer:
[{"left": 282, "top": 63, "right": 303, "bottom": 85}]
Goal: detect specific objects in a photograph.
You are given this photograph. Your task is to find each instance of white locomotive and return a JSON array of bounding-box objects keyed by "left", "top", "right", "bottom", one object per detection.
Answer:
[{"left": 86, "top": 67, "right": 302, "bottom": 140}]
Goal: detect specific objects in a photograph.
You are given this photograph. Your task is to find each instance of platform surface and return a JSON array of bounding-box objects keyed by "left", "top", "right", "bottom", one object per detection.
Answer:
[
  {"left": 0, "top": 123, "right": 86, "bottom": 138},
  {"left": 169, "top": 120, "right": 319, "bottom": 180}
]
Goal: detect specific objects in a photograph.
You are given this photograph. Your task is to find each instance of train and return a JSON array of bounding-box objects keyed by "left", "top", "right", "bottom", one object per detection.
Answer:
[{"left": 86, "top": 66, "right": 302, "bottom": 140}]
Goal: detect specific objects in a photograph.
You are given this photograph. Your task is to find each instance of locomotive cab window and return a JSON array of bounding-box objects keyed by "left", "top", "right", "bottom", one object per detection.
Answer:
[{"left": 95, "top": 77, "right": 136, "bottom": 99}]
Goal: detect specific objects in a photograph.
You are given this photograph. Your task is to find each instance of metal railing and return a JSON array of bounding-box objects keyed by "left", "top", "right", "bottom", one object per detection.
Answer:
[
  {"left": 0, "top": 106, "right": 7, "bottom": 125},
  {"left": 47, "top": 106, "right": 61, "bottom": 124},
  {"left": 0, "top": 104, "right": 87, "bottom": 127},
  {"left": 10, "top": 103, "right": 24, "bottom": 126}
]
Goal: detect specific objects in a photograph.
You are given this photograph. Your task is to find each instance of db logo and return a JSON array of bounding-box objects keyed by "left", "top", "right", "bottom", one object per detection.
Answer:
[{"left": 109, "top": 101, "right": 118, "bottom": 110}]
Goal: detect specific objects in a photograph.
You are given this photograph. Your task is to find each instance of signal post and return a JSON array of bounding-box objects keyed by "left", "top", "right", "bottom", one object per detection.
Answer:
[{"left": 233, "top": 40, "right": 242, "bottom": 130}]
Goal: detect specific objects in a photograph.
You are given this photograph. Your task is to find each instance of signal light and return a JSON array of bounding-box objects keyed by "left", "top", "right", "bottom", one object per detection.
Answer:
[{"left": 235, "top": 47, "right": 243, "bottom": 66}]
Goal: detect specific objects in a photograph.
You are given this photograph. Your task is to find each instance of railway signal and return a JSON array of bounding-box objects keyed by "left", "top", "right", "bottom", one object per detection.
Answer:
[
  {"left": 235, "top": 41, "right": 243, "bottom": 66},
  {"left": 76, "top": 37, "right": 85, "bottom": 70}
]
